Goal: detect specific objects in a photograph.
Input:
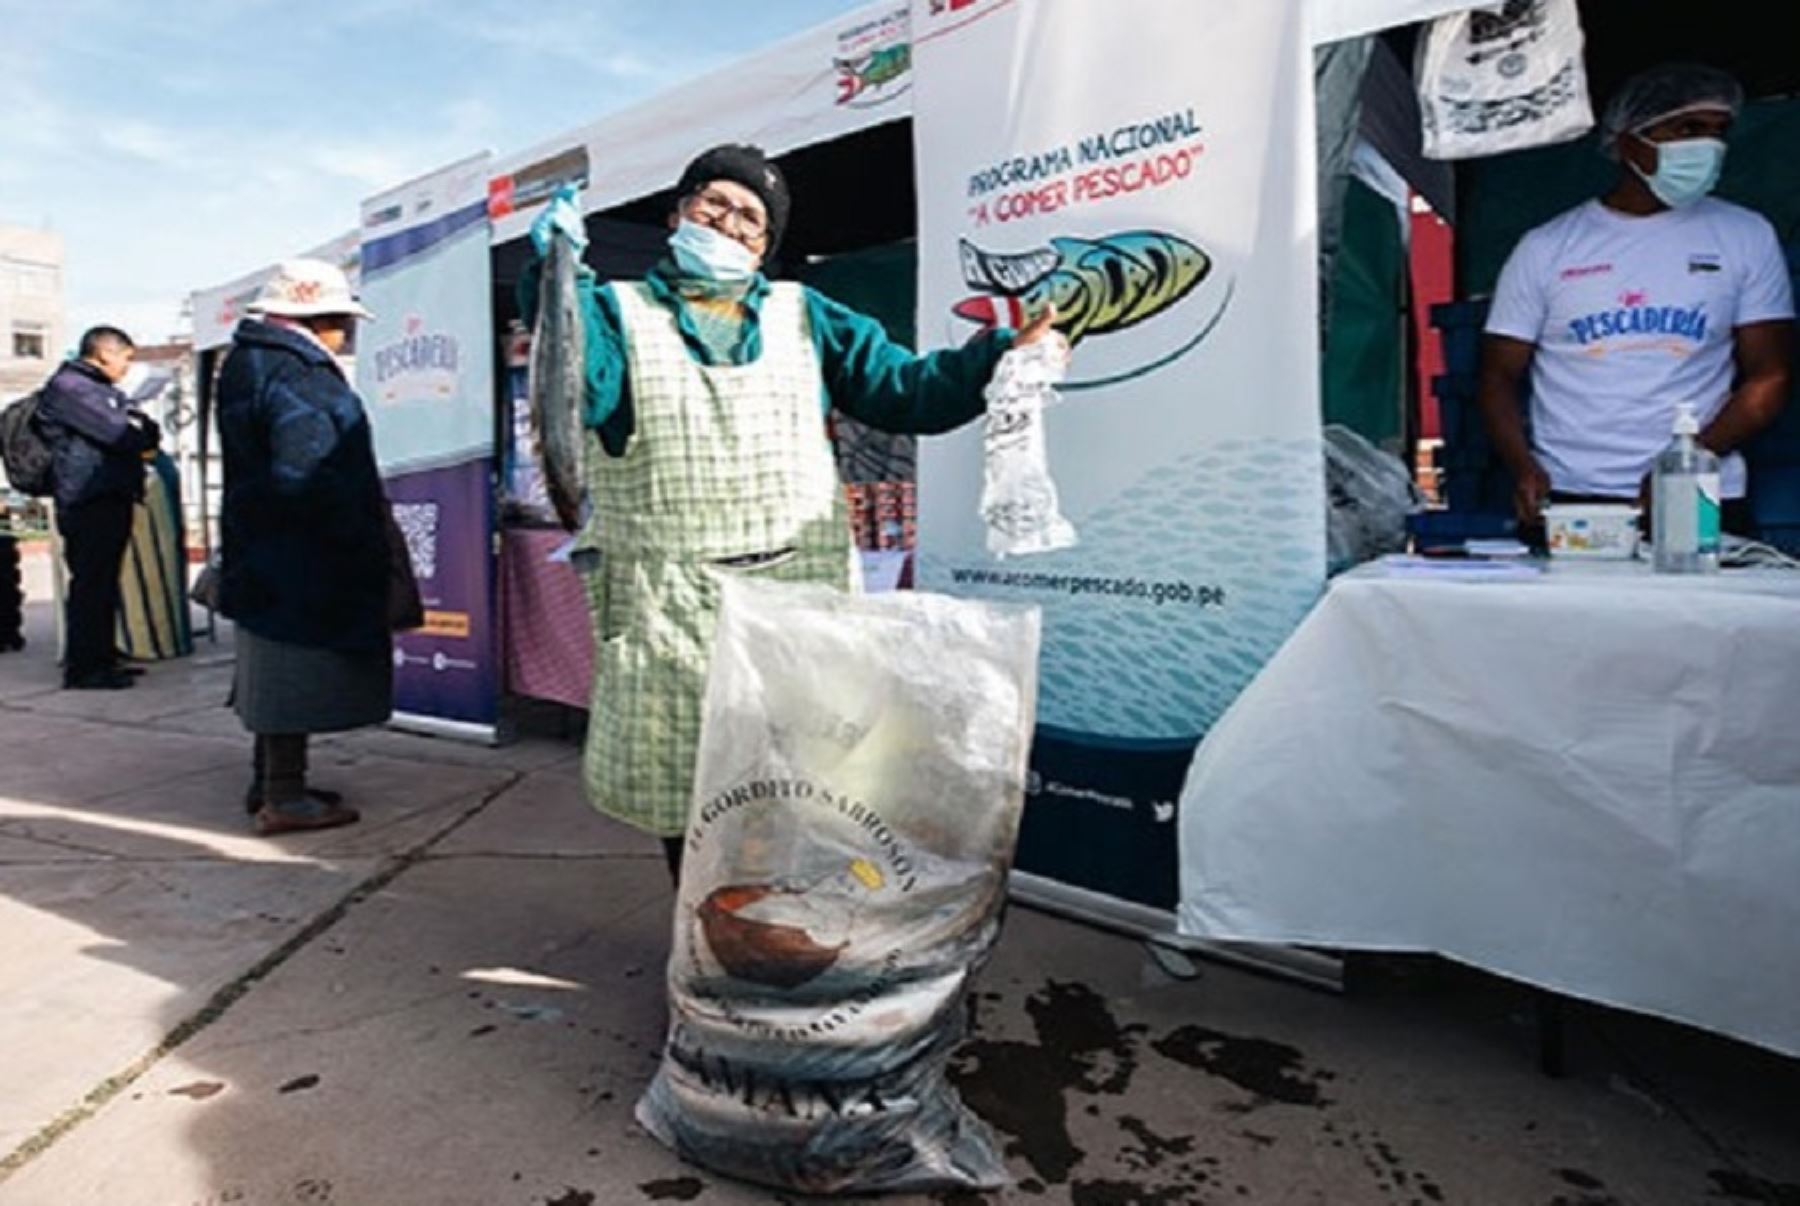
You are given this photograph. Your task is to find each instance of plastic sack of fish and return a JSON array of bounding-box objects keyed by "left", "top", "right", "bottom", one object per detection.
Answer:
[
  {"left": 1323, "top": 425, "right": 1422, "bottom": 575},
  {"left": 637, "top": 576, "right": 1042, "bottom": 1195},
  {"left": 981, "top": 340, "right": 1077, "bottom": 559}
]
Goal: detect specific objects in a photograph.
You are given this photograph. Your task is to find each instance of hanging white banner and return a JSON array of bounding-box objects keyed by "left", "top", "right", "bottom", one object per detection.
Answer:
[{"left": 912, "top": 0, "right": 1326, "bottom": 911}]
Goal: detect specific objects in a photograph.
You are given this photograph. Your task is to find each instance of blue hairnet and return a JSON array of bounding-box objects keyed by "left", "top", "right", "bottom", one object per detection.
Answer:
[{"left": 1599, "top": 64, "right": 1743, "bottom": 156}]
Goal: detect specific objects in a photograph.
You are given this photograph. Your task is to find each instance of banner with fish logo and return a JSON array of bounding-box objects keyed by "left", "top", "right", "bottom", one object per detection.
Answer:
[
  {"left": 912, "top": 0, "right": 1326, "bottom": 912},
  {"left": 834, "top": 5, "right": 911, "bottom": 109},
  {"left": 356, "top": 154, "right": 500, "bottom": 736}
]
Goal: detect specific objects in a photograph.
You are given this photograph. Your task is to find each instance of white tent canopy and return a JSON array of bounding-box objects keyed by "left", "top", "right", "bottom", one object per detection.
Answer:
[
  {"left": 482, "top": 0, "right": 1475, "bottom": 246},
  {"left": 1308, "top": 0, "right": 1476, "bottom": 45},
  {"left": 487, "top": 0, "right": 913, "bottom": 245}
]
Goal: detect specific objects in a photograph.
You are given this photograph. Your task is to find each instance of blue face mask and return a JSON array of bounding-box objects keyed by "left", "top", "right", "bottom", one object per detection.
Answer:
[
  {"left": 668, "top": 219, "right": 759, "bottom": 283},
  {"left": 1633, "top": 136, "right": 1727, "bottom": 209}
]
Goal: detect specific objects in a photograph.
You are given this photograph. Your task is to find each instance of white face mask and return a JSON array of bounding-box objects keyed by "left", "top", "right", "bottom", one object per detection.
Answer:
[
  {"left": 669, "top": 219, "right": 760, "bottom": 283},
  {"left": 1632, "top": 135, "right": 1728, "bottom": 209}
]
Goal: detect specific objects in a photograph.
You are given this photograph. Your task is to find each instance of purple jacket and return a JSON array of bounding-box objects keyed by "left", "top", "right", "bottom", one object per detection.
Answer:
[{"left": 36, "top": 360, "right": 154, "bottom": 509}]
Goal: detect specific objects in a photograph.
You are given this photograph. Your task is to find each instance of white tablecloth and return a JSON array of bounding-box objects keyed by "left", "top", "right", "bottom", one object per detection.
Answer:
[{"left": 1178, "top": 559, "right": 1800, "bottom": 1057}]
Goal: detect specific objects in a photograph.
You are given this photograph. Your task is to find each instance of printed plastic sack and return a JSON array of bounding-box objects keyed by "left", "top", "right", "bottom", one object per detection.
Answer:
[
  {"left": 638, "top": 576, "right": 1042, "bottom": 1195},
  {"left": 981, "top": 341, "right": 1076, "bottom": 558},
  {"left": 1324, "top": 425, "right": 1421, "bottom": 574},
  {"left": 1416, "top": 0, "right": 1593, "bottom": 160}
]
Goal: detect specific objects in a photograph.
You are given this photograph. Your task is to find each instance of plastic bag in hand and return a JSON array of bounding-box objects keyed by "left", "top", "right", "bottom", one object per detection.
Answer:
[{"left": 980, "top": 341, "right": 1077, "bottom": 559}]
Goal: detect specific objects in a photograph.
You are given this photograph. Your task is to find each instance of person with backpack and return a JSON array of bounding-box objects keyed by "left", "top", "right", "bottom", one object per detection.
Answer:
[{"left": 36, "top": 327, "right": 161, "bottom": 690}]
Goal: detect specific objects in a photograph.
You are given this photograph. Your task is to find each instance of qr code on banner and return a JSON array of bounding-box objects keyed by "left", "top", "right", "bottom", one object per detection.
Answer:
[{"left": 391, "top": 502, "right": 438, "bottom": 580}]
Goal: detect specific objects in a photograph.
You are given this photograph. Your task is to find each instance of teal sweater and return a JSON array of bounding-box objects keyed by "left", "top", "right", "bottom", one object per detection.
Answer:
[{"left": 520, "top": 256, "right": 1012, "bottom": 457}]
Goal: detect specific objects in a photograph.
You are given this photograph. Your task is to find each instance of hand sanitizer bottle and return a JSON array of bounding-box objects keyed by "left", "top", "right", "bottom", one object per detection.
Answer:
[{"left": 1651, "top": 402, "right": 1721, "bottom": 574}]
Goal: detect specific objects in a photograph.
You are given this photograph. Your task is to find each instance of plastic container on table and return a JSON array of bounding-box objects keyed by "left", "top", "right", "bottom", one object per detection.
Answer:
[{"left": 1543, "top": 503, "right": 1641, "bottom": 560}]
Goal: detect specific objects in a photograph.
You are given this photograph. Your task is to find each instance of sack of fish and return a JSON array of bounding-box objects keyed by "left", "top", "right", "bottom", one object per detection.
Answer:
[
  {"left": 638, "top": 576, "right": 1041, "bottom": 1195},
  {"left": 981, "top": 340, "right": 1078, "bottom": 559}
]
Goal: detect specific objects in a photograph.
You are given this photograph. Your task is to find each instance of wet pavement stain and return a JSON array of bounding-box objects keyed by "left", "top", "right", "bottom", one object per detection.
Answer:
[
  {"left": 1333, "top": 1123, "right": 1445, "bottom": 1204},
  {"left": 638, "top": 1176, "right": 705, "bottom": 1201},
  {"left": 1710, "top": 1169, "right": 1800, "bottom": 1205},
  {"left": 1116, "top": 1116, "right": 1196, "bottom": 1172},
  {"left": 1068, "top": 1178, "right": 1204, "bottom": 1205},
  {"left": 1547, "top": 1167, "right": 1623, "bottom": 1206},
  {"left": 1150, "top": 1025, "right": 1330, "bottom": 1108},
  {"left": 949, "top": 981, "right": 1147, "bottom": 1185},
  {"left": 277, "top": 1074, "right": 320, "bottom": 1094}
]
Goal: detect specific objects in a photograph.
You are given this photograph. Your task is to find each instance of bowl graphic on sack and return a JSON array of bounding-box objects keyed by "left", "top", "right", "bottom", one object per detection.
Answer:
[{"left": 697, "top": 859, "right": 886, "bottom": 990}]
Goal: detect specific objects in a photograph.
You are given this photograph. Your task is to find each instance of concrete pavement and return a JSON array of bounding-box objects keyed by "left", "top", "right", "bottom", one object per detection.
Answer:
[{"left": 1, "top": 545, "right": 1797, "bottom": 1205}]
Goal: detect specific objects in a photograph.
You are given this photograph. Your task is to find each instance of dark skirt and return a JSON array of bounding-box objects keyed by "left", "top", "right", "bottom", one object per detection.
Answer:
[{"left": 232, "top": 626, "right": 392, "bottom": 736}]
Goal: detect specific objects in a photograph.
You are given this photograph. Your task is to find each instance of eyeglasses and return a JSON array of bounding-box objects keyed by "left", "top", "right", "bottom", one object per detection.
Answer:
[{"left": 684, "top": 188, "right": 769, "bottom": 242}]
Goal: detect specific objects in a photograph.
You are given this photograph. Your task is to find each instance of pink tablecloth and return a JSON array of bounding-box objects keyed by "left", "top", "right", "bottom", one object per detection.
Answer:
[
  {"left": 501, "top": 536, "right": 912, "bottom": 709},
  {"left": 500, "top": 529, "right": 593, "bottom": 709}
]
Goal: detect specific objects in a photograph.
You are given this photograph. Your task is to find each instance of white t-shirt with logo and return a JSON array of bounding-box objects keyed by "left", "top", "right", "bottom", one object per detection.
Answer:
[{"left": 1484, "top": 197, "right": 1794, "bottom": 498}]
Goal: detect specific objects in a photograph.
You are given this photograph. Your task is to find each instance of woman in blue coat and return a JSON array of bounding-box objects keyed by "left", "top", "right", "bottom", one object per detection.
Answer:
[{"left": 216, "top": 259, "right": 390, "bottom": 836}]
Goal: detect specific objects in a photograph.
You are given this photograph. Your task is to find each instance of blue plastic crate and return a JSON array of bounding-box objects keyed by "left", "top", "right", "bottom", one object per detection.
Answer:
[
  {"left": 1756, "top": 525, "right": 1800, "bottom": 555},
  {"left": 1406, "top": 508, "right": 1516, "bottom": 546},
  {"left": 1750, "top": 463, "right": 1800, "bottom": 525},
  {"left": 1429, "top": 298, "right": 1492, "bottom": 379}
]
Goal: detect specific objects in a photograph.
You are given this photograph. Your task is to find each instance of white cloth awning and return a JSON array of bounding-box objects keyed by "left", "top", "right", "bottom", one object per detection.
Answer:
[
  {"left": 487, "top": 0, "right": 912, "bottom": 245},
  {"left": 1307, "top": 0, "right": 1478, "bottom": 45}
]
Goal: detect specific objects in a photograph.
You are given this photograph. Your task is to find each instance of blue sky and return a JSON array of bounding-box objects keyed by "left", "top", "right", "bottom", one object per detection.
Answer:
[{"left": 0, "top": 0, "right": 866, "bottom": 346}]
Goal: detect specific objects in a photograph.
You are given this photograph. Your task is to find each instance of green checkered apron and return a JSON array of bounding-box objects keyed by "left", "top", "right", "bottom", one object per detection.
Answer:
[{"left": 577, "top": 282, "right": 857, "bottom": 837}]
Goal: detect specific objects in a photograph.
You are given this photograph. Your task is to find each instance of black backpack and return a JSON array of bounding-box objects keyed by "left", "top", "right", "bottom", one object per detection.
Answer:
[{"left": 0, "top": 391, "right": 55, "bottom": 497}]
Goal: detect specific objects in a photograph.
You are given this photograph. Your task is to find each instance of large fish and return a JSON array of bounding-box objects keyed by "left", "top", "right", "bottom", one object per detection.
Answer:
[
  {"left": 953, "top": 230, "right": 1210, "bottom": 347},
  {"left": 527, "top": 230, "right": 587, "bottom": 531},
  {"left": 835, "top": 44, "right": 910, "bottom": 103}
]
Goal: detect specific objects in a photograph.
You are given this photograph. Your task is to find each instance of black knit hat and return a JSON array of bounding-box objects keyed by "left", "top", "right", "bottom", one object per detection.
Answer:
[{"left": 674, "top": 144, "right": 790, "bottom": 254}]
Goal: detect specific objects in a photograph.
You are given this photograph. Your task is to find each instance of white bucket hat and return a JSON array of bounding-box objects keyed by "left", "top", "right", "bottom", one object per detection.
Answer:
[{"left": 246, "top": 258, "right": 374, "bottom": 321}]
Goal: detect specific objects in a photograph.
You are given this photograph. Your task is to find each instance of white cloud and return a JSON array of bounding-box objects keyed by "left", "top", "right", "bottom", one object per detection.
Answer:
[{"left": 98, "top": 120, "right": 185, "bottom": 165}]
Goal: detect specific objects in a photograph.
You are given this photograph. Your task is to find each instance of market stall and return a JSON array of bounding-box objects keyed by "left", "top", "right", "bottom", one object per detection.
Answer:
[
  {"left": 1176, "top": 0, "right": 1800, "bottom": 1046},
  {"left": 466, "top": 0, "right": 1462, "bottom": 955},
  {"left": 183, "top": 0, "right": 1617, "bottom": 958}
]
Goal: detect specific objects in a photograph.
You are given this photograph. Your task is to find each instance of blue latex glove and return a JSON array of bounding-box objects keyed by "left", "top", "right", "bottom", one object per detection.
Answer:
[{"left": 529, "top": 183, "right": 588, "bottom": 256}]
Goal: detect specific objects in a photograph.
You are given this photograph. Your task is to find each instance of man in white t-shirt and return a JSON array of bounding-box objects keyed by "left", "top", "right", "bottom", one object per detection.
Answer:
[{"left": 1478, "top": 63, "right": 1794, "bottom": 532}]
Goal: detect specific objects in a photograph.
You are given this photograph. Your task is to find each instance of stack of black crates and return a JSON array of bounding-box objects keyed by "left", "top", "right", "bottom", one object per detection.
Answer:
[
  {"left": 1409, "top": 297, "right": 1517, "bottom": 547},
  {"left": 1, "top": 532, "right": 24, "bottom": 652}
]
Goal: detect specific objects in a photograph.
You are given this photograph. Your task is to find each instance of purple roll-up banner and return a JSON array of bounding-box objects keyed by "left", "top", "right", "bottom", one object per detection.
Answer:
[{"left": 386, "top": 460, "right": 499, "bottom": 729}]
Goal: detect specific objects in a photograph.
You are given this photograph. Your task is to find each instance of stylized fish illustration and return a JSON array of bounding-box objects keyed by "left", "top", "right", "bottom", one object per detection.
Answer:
[
  {"left": 953, "top": 231, "right": 1211, "bottom": 347},
  {"left": 835, "top": 44, "right": 911, "bottom": 103},
  {"left": 527, "top": 229, "right": 586, "bottom": 531}
]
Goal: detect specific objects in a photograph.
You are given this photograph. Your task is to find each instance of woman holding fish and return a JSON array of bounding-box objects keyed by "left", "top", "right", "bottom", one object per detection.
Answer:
[{"left": 522, "top": 144, "right": 1063, "bottom": 878}]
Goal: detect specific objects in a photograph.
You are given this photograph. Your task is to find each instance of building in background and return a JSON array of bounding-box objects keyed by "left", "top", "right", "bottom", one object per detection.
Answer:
[{"left": 0, "top": 224, "right": 65, "bottom": 401}]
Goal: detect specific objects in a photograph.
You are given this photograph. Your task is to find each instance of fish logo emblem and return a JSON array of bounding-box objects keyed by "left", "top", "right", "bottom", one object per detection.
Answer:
[
  {"left": 953, "top": 230, "right": 1229, "bottom": 388},
  {"left": 954, "top": 231, "right": 1211, "bottom": 346},
  {"left": 835, "top": 44, "right": 911, "bottom": 107}
]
